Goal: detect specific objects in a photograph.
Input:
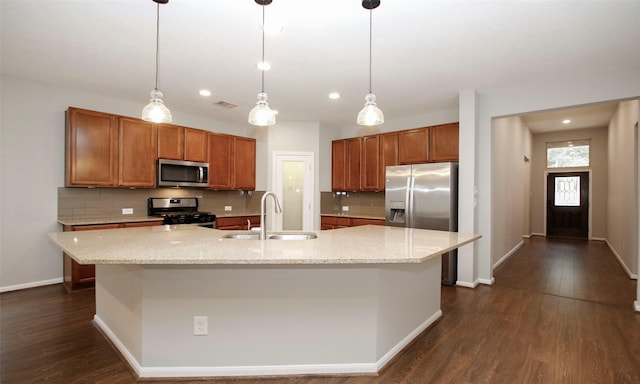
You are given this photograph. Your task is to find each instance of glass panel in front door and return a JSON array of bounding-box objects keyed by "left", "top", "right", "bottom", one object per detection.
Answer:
[{"left": 554, "top": 176, "right": 580, "bottom": 206}]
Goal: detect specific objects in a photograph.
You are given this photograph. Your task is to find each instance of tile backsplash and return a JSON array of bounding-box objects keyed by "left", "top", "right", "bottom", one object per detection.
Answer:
[
  {"left": 58, "top": 187, "right": 385, "bottom": 220},
  {"left": 320, "top": 191, "right": 385, "bottom": 217},
  {"left": 58, "top": 187, "right": 264, "bottom": 219}
]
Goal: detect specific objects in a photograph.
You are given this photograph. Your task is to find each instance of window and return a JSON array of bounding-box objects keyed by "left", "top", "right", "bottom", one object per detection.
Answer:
[
  {"left": 546, "top": 140, "right": 590, "bottom": 168},
  {"left": 554, "top": 176, "right": 580, "bottom": 206}
]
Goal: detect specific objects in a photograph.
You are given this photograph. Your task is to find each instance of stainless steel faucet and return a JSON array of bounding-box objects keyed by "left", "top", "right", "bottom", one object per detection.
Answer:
[{"left": 260, "top": 192, "right": 282, "bottom": 240}]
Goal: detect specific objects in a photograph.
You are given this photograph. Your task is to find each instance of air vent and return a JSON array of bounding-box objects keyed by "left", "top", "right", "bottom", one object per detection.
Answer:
[{"left": 213, "top": 101, "right": 237, "bottom": 109}]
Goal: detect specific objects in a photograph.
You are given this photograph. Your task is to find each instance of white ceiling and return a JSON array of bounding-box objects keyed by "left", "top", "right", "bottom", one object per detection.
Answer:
[
  {"left": 522, "top": 102, "right": 619, "bottom": 134},
  {"left": 2, "top": 0, "right": 639, "bottom": 130}
]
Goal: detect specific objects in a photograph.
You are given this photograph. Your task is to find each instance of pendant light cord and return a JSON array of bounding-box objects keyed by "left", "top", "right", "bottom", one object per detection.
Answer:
[
  {"left": 368, "top": 8, "right": 372, "bottom": 94},
  {"left": 261, "top": 4, "right": 266, "bottom": 93},
  {"left": 154, "top": 2, "right": 160, "bottom": 91}
]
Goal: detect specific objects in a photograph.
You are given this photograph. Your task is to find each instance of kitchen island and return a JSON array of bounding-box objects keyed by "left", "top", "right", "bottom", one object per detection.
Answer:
[{"left": 49, "top": 224, "right": 480, "bottom": 379}]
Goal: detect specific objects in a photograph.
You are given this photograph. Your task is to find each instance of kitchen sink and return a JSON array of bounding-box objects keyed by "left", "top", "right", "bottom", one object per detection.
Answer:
[
  {"left": 267, "top": 232, "right": 317, "bottom": 240},
  {"left": 220, "top": 232, "right": 260, "bottom": 240},
  {"left": 220, "top": 232, "right": 317, "bottom": 240}
]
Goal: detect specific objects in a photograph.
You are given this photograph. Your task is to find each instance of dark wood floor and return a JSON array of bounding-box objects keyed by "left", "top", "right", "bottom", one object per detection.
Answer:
[{"left": 2, "top": 237, "right": 639, "bottom": 383}]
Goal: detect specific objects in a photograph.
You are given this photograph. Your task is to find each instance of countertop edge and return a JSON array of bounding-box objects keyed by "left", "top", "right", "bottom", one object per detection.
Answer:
[{"left": 57, "top": 216, "right": 165, "bottom": 226}]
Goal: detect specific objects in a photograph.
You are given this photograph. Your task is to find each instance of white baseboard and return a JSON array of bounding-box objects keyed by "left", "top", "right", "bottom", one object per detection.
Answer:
[
  {"left": 531, "top": 232, "right": 545, "bottom": 237},
  {"left": 375, "top": 310, "right": 442, "bottom": 372},
  {"left": 94, "top": 315, "right": 143, "bottom": 377},
  {"left": 456, "top": 280, "right": 478, "bottom": 288},
  {"left": 456, "top": 278, "right": 494, "bottom": 287},
  {"left": 0, "top": 278, "right": 63, "bottom": 293},
  {"left": 477, "top": 277, "right": 495, "bottom": 285},
  {"left": 604, "top": 240, "right": 638, "bottom": 279},
  {"left": 635, "top": 301, "right": 640, "bottom": 312},
  {"left": 95, "top": 311, "right": 443, "bottom": 379},
  {"left": 493, "top": 240, "right": 524, "bottom": 271}
]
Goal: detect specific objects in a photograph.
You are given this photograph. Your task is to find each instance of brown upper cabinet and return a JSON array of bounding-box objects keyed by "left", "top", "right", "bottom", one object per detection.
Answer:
[
  {"left": 362, "top": 132, "right": 400, "bottom": 191},
  {"left": 118, "top": 117, "right": 157, "bottom": 188},
  {"left": 66, "top": 107, "right": 118, "bottom": 187},
  {"left": 207, "top": 133, "right": 256, "bottom": 191},
  {"left": 331, "top": 123, "right": 458, "bottom": 192},
  {"left": 429, "top": 123, "right": 459, "bottom": 162},
  {"left": 332, "top": 137, "right": 368, "bottom": 191},
  {"left": 361, "top": 135, "right": 380, "bottom": 191},
  {"left": 66, "top": 107, "right": 256, "bottom": 189},
  {"left": 398, "top": 127, "right": 429, "bottom": 164},
  {"left": 379, "top": 131, "right": 399, "bottom": 190},
  {"left": 66, "top": 107, "right": 158, "bottom": 188},
  {"left": 157, "top": 124, "right": 208, "bottom": 162},
  {"left": 233, "top": 136, "right": 256, "bottom": 191},
  {"left": 345, "top": 138, "right": 362, "bottom": 191},
  {"left": 208, "top": 133, "right": 233, "bottom": 189},
  {"left": 331, "top": 140, "right": 346, "bottom": 191},
  {"left": 157, "top": 124, "right": 184, "bottom": 160},
  {"left": 184, "top": 128, "right": 208, "bottom": 162}
]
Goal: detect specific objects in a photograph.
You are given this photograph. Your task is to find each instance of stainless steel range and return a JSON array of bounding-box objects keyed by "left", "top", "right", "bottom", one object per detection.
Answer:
[{"left": 148, "top": 197, "right": 216, "bottom": 228}]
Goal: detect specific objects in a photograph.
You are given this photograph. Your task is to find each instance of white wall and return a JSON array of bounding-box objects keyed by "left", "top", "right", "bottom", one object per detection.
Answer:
[
  {"left": 492, "top": 116, "right": 531, "bottom": 267},
  {"left": 264, "top": 122, "right": 323, "bottom": 229},
  {"left": 0, "top": 75, "right": 247, "bottom": 291},
  {"left": 607, "top": 100, "right": 639, "bottom": 277},
  {"left": 469, "top": 65, "right": 640, "bottom": 288}
]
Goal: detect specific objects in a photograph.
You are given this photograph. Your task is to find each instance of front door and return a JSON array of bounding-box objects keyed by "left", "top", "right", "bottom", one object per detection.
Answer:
[{"left": 546, "top": 172, "right": 589, "bottom": 238}]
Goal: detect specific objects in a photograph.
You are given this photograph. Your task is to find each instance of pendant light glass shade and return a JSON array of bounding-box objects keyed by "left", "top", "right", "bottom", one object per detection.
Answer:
[
  {"left": 248, "top": 92, "right": 276, "bottom": 126},
  {"left": 142, "top": 89, "right": 173, "bottom": 123},
  {"left": 357, "top": 93, "right": 384, "bottom": 126},
  {"left": 358, "top": 0, "right": 383, "bottom": 126},
  {"left": 142, "top": 0, "right": 172, "bottom": 123},
  {"left": 249, "top": 0, "right": 276, "bottom": 126}
]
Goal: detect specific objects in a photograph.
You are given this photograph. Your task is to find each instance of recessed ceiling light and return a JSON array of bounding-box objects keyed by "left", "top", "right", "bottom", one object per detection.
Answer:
[
  {"left": 562, "top": 119, "right": 571, "bottom": 124},
  {"left": 257, "top": 61, "right": 271, "bottom": 71},
  {"left": 199, "top": 89, "right": 212, "bottom": 97},
  {"left": 329, "top": 92, "right": 341, "bottom": 100}
]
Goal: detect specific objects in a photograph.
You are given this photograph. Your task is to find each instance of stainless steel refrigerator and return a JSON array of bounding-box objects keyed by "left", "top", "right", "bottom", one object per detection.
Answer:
[{"left": 385, "top": 162, "right": 458, "bottom": 285}]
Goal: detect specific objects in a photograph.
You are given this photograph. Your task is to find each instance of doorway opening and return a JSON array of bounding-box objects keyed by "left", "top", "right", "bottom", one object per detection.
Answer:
[
  {"left": 546, "top": 171, "right": 590, "bottom": 238},
  {"left": 272, "top": 152, "right": 314, "bottom": 231}
]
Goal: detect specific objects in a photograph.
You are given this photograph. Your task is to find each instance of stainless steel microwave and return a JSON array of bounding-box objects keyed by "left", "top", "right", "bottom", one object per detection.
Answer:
[{"left": 157, "top": 159, "right": 209, "bottom": 187}]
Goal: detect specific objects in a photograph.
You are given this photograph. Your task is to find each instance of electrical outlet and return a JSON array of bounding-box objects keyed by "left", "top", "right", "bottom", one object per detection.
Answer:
[
  {"left": 342, "top": 206, "right": 349, "bottom": 212},
  {"left": 224, "top": 206, "right": 232, "bottom": 212},
  {"left": 193, "top": 316, "right": 208, "bottom": 336},
  {"left": 122, "top": 208, "right": 133, "bottom": 215}
]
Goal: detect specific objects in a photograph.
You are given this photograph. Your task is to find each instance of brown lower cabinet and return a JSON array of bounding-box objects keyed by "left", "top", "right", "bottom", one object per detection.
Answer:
[
  {"left": 62, "top": 221, "right": 162, "bottom": 292},
  {"left": 216, "top": 215, "right": 261, "bottom": 230},
  {"left": 321, "top": 216, "right": 385, "bottom": 230}
]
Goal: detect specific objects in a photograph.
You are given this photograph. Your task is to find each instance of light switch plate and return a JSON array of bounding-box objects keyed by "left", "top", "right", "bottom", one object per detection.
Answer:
[
  {"left": 224, "top": 206, "right": 232, "bottom": 212},
  {"left": 122, "top": 208, "right": 134, "bottom": 215},
  {"left": 342, "top": 206, "right": 349, "bottom": 212}
]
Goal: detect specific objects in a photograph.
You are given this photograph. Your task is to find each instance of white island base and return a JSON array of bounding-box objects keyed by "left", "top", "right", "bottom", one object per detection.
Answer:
[{"left": 95, "top": 260, "right": 442, "bottom": 379}]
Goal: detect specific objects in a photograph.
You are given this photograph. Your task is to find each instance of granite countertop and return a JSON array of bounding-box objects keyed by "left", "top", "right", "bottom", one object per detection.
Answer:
[
  {"left": 214, "top": 212, "right": 261, "bottom": 218},
  {"left": 48, "top": 225, "right": 480, "bottom": 266},
  {"left": 57, "top": 216, "right": 164, "bottom": 226},
  {"left": 320, "top": 213, "right": 385, "bottom": 220}
]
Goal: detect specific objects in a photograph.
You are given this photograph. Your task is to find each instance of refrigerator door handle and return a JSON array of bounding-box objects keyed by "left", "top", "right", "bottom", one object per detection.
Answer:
[{"left": 407, "top": 176, "right": 415, "bottom": 227}]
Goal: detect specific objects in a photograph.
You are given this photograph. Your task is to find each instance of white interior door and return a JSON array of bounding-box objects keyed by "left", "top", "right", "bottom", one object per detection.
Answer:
[{"left": 273, "top": 152, "right": 314, "bottom": 231}]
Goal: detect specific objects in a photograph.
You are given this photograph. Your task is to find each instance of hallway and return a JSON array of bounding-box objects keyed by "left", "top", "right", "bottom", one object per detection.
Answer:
[{"left": 1, "top": 237, "right": 639, "bottom": 383}]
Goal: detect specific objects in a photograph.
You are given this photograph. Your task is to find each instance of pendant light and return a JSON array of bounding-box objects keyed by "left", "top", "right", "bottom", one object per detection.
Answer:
[
  {"left": 357, "top": 0, "right": 384, "bottom": 126},
  {"left": 248, "top": 0, "right": 276, "bottom": 127},
  {"left": 142, "top": 0, "right": 172, "bottom": 123}
]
